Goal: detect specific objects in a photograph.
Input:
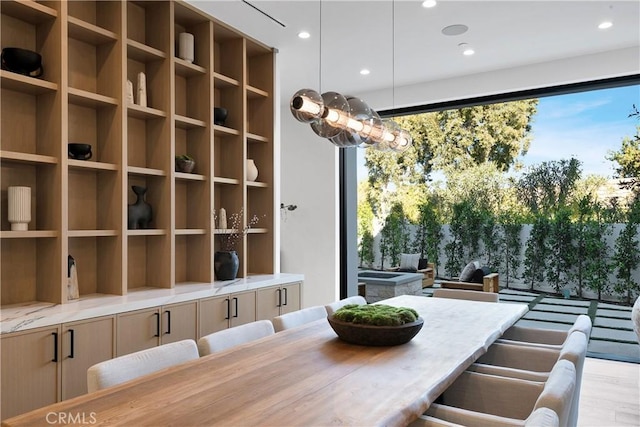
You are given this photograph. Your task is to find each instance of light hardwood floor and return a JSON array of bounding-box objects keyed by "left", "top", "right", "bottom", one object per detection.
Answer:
[{"left": 578, "top": 357, "right": 639, "bottom": 426}]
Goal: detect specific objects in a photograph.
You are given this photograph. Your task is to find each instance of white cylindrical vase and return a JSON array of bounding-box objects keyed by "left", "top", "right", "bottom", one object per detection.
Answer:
[
  {"left": 246, "top": 159, "right": 258, "bottom": 182},
  {"left": 8, "top": 186, "right": 31, "bottom": 231},
  {"left": 178, "top": 32, "right": 195, "bottom": 63}
]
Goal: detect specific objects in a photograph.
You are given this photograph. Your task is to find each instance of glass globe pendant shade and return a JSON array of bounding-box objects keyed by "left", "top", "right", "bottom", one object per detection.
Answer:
[
  {"left": 329, "top": 96, "right": 374, "bottom": 147},
  {"left": 310, "top": 92, "right": 349, "bottom": 138},
  {"left": 392, "top": 128, "right": 413, "bottom": 152},
  {"left": 290, "top": 89, "right": 324, "bottom": 123}
]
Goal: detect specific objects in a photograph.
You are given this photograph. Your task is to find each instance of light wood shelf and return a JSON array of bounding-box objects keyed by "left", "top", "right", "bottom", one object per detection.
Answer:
[
  {"left": 68, "top": 87, "right": 118, "bottom": 108},
  {"left": 68, "top": 16, "right": 118, "bottom": 45},
  {"left": 0, "top": 231, "right": 58, "bottom": 239},
  {"left": 0, "top": 70, "right": 58, "bottom": 95},
  {"left": 1, "top": 0, "right": 275, "bottom": 305},
  {"left": 1, "top": 0, "right": 57, "bottom": 23},
  {"left": 0, "top": 151, "right": 58, "bottom": 165}
]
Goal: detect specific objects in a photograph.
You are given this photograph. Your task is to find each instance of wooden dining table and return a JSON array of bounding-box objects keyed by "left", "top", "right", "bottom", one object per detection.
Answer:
[{"left": 2, "top": 295, "right": 528, "bottom": 427}]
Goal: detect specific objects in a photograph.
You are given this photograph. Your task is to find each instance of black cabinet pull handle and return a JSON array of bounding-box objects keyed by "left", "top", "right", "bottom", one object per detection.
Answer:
[
  {"left": 283, "top": 288, "right": 288, "bottom": 306},
  {"left": 233, "top": 297, "right": 239, "bottom": 318},
  {"left": 68, "top": 329, "right": 75, "bottom": 359},
  {"left": 154, "top": 312, "right": 160, "bottom": 337},
  {"left": 225, "top": 298, "right": 230, "bottom": 320},
  {"left": 52, "top": 332, "right": 58, "bottom": 363},
  {"left": 276, "top": 289, "right": 282, "bottom": 307},
  {"left": 165, "top": 310, "right": 171, "bottom": 334}
]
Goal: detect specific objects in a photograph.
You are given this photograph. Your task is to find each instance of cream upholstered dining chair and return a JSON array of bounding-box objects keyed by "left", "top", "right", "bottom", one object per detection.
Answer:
[
  {"left": 409, "top": 407, "right": 559, "bottom": 427},
  {"left": 87, "top": 339, "right": 199, "bottom": 393},
  {"left": 632, "top": 295, "right": 640, "bottom": 343},
  {"left": 470, "top": 331, "right": 588, "bottom": 427},
  {"left": 325, "top": 295, "right": 367, "bottom": 316},
  {"left": 432, "top": 288, "right": 499, "bottom": 303},
  {"left": 272, "top": 305, "right": 327, "bottom": 332},
  {"left": 497, "top": 314, "right": 592, "bottom": 349},
  {"left": 198, "top": 320, "right": 275, "bottom": 356},
  {"left": 419, "top": 359, "right": 575, "bottom": 427}
]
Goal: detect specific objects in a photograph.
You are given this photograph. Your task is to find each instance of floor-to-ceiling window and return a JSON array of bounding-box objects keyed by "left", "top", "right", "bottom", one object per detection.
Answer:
[{"left": 343, "top": 76, "right": 640, "bottom": 304}]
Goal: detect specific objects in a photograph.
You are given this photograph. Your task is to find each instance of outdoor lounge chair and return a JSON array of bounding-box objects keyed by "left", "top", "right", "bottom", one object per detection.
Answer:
[{"left": 439, "top": 260, "right": 499, "bottom": 293}]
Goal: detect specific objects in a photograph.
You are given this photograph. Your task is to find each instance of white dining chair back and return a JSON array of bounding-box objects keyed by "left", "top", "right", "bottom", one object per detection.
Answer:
[
  {"left": 409, "top": 407, "right": 559, "bottom": 427},
  {"left": 273, "top": 305, "right": 327, "bottom": 332},
  {"left": 424, "top": 359, "right": 575, "bottom": 427},
  {"left": 325, "top": 296, "right": 367, "bottom": 316},
  {"left": 87, "top": 339, "right": 199, "bottom": 393},
  {"left": 472, "top": 330, "right": 587, "bottom": 427},
  {"left": 198, "top": 320, "right": 275, "bottom": 356},
  {"left": 432, "top": 288, "right": 499, "bottom": 303},
  {"left": 533, "top": 360, "right": 576, "bottom": 427},
  {"left": 631, "top": 296, "right": 640, "bottom": 343},
  {"left": 499, "top": 314, "right": 592, "bottom": 348}
]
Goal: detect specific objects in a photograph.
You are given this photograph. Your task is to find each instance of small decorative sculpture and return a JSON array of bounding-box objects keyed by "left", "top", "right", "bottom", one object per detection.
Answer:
[
  {"left": 218, "top": 208, "right": 227, "bottom": 229},
  {"left": 126, "top": 80, "right": 134, "bottom": 104},
  {"left": 127, "top": 185, "right": 152, "bottom": 229},
  {"left": 137, "top": 72, "right": 147, "bottom": 107},
  {"left": 67, "top": 255, "right": 79, "bottom": 300}
]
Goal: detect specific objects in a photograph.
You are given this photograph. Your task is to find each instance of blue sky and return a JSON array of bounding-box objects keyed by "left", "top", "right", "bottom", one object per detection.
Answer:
[
  {"left": 357, "top": 84, "right": 640, "bottom": 181},
  {"left": 525, "top": 85, "right": 639, "bottom": 178}
]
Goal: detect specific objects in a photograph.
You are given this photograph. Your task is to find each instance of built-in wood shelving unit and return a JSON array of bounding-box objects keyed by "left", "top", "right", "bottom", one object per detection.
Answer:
[{"left": 1, "top": 0, "right": 275, "bottom": 305}]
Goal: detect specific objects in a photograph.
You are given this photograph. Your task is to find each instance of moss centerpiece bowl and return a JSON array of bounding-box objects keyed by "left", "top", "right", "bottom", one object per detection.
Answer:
[{"left": 327, "top": 304, "right": 424, "bottom": 346}]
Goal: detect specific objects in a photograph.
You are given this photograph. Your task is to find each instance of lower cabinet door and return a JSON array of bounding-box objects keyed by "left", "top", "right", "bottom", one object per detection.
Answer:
[
  {"left": 230, "top": 291, "right": 256, "bottom": 327},
  {"left": 199, "top": 295, "right": 230, "bottom": 337},
  {"left": 116, "top": 308, "right": 160, "bottom": 356},
  {"left": 61, "top": 316, "right": 115, "bottom": 400},
  {"left": 1, "top": 326, "right": 60, "bottom": 421},
  {"left": 160, "top": 301, "right": 197, "bottom": 344},
  {"left": 256, "top": 286, "right": 281, "bottom": 321},
  {"left": 281, "top": 283, "right": 301, "bottom": 314}
]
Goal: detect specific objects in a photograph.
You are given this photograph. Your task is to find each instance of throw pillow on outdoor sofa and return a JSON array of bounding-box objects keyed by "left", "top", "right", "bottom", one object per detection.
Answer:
[
  {"left": 399, "top": 253, "right": 421, "bottom": 272},
  {"left": 471, "top": 266, "right": 492, "bottom": 284},
  {"left": 459, "top": 261, "right": 479, "bottom": 282}
]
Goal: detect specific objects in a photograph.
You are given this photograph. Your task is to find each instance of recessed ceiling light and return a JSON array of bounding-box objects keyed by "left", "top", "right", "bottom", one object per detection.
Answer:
[
  {"left": 298, "top": 31, "right": 311, "bottom": 39},
  {"left": 422, "top": 0, "right": 437, "bottom": 8},
  {"left": 458, "top": 43, "right": 475, "bottom": 56},
  {"left": 442, "top": 24, "right": 469, "bottom": 36},
  {"left": 598, "top": 21, "right": 613, "bottom": 29},
  {"left": 360, "top": 69, "right": 370, "bottom": 76}
]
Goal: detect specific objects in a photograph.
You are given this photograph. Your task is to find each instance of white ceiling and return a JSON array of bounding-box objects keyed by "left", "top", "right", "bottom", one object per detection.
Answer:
[{"left": 189, "top": 0, "right": 640, "bottom": 105}]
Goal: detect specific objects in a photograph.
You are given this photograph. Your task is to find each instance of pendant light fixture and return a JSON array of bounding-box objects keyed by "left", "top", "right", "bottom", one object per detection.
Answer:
[{"left": 289, "top": 1, "right": 412, "bottom": 153}]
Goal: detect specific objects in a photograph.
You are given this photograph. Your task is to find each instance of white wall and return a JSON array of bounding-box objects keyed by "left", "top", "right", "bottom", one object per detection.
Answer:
[
  {"left": 279, "top": 47, "right": 639, "bottom": 308},
  {"left": 279, "top": 106, "right": 339, "bottom": 307}
]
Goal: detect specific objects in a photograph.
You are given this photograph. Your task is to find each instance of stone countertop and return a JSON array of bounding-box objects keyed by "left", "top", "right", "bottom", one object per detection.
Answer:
[{"left": 1, "top": 273, "right": 304, "bottom": 334}]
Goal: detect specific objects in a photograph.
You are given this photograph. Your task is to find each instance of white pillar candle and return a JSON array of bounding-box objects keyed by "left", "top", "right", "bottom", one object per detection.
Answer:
[
  {"left": 8, "top": 186, "right": 31, "bottom": 231},
  {"left": 178, "top": 32, "right": 195, "bottom": 63}
]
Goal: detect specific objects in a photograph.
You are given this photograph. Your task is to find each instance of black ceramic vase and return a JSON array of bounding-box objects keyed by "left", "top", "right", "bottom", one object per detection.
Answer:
[
  {"left": 214, "top": 251, "right": 239, "bottom": 280},
  {"left": 127, "top": 185, "right": 152, "bottom": 229}
]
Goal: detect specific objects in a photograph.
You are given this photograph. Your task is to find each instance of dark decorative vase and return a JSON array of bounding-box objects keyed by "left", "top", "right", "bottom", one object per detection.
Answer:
[
  {"left": 214, "top": 251, "right": 239, "bottom": 280},
  {"left": 127, "top": 185, "right": 152, "bottom": 229},
  {"left": 214, "top": 107, "right": 228, "bottom": 126}
]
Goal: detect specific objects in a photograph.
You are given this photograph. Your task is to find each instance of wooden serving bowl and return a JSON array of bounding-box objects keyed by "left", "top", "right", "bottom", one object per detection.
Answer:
[{"left": 327, "top": 315, "right": 424, "bottom": 346}]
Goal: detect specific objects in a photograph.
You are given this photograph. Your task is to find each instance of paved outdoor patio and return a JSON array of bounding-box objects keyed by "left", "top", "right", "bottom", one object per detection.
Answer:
[{"left": 423, "top": 287, "right": 640, "bottom": 363}]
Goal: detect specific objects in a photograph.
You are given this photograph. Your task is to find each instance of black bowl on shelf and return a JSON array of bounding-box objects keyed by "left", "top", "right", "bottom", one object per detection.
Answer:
[
  {"left": 68, "top": 143, "right": 93, "bottom": 160},
  {"left": 327, "top": 315, "right": 424, "bottom": 346},
  {"left": 1, "top": 47, "right": 43, "bottom": 78},
  {"left": 214, "top": 107, "right": 228, "bottom": 126}
]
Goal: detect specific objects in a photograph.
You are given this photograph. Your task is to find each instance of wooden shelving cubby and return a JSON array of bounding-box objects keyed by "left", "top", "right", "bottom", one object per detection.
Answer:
[{"left": 0, "top": 0, "right": 275, "bottom": 305}]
